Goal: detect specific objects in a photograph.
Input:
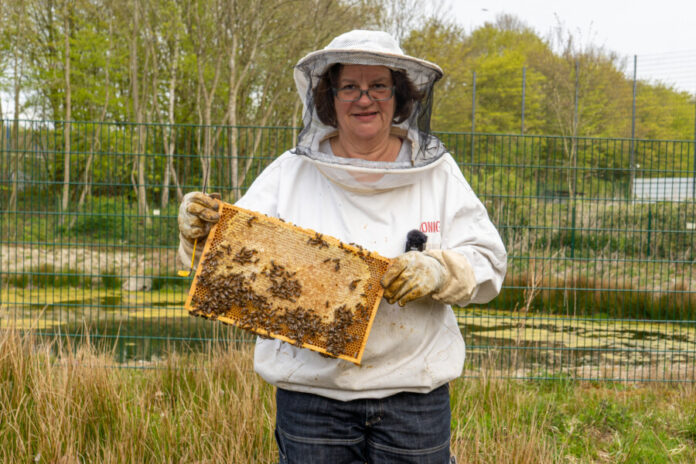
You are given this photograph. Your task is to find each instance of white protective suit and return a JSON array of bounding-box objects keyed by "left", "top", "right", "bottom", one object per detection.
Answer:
[
  {"left": 236, "top": 142, "right": 506, "bottom": 401},
  {"left": 232, "top": 30, "right": 507, "bottom": 401}
]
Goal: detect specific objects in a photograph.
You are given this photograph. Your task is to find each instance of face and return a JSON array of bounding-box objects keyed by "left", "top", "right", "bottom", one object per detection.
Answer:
[{"left": 334, "top": 65, "right": 395, "bottom": 144}]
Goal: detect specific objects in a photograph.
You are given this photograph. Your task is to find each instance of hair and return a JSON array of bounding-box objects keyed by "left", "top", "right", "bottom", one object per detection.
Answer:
[{"left": 313, "top": 63, "right": 424, "bottom": 127}]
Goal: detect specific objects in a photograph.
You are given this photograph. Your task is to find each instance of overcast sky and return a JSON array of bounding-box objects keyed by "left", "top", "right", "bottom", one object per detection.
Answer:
[{"left": 441, "top": 0, "right": 696, "bottom": 93}]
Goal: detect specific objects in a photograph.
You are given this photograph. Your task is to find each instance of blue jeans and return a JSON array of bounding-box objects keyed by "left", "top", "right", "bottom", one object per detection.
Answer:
[{"left": 275, "top": 384, "right": 451, "bottom": 464}]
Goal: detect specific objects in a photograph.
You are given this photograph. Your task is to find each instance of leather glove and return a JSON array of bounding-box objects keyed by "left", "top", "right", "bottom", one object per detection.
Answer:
[
  {"left": 381, "top": 251, "right": 446, "bottom": 306},
  {"left": 381, "top": 250, "right": 477, "bottom": 306},
  {"left": 177, "top": 192, "right": 221, "bottom": 267}
]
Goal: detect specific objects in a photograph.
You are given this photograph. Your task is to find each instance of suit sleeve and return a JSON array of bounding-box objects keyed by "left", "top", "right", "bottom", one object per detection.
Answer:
[{"left": 436, "top": 157, "right": 507, "bottom": 306}]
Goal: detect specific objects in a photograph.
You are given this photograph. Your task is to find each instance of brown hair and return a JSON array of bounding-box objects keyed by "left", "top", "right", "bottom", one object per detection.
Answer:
[{"left": 313, "top": 63, "right": 423, "bottom": 127}]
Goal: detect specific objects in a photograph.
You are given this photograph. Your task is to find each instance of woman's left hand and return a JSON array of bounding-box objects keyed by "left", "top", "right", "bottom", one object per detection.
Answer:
[
  {"left": 381, "top": 252, "right": 446, "bottom": 306},
  {"left": 381, "top": 250, "right": 478, "bottom": 307}
]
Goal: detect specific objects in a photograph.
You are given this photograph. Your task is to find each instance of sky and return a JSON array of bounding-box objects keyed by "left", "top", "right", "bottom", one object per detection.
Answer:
[{"left": 441, "top": 0, "right": 696, "bottom": 93}]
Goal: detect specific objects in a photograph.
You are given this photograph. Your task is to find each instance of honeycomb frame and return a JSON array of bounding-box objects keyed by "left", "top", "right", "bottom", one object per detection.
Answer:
[{"left": 184, "top": 202, "right": 392, "bottom": 364}]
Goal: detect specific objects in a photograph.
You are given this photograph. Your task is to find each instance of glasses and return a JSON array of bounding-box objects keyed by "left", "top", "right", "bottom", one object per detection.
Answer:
[{"left": 332, "top": 85, "right": 395, "bottom": 102}]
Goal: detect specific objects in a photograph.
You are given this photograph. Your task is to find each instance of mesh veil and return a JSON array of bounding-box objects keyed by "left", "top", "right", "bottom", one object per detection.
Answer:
[{"left": 292, "top": 32, "right": 448, "bottom": 171}]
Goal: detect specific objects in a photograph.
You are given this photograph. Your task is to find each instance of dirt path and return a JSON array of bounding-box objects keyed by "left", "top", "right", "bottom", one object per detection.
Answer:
[{"left": 1, "top": 245, "right": 178, "bottom": 290}]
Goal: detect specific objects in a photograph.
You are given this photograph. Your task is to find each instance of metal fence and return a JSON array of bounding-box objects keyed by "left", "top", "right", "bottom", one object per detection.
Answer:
[{"left": 1, "top": 119, "right": 695, "bottom": 382}]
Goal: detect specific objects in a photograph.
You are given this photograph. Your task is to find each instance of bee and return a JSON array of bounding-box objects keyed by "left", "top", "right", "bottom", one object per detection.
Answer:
[
  {"left": 348, "top": 279, "right": 361, "bottom": 291},
  {"left": 246, "top": 216, "right": 257, "bottom": 227}
]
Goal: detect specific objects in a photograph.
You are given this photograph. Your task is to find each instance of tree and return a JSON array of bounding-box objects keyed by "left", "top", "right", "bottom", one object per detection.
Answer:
[
  {"left": 3, "top": 0, "right": 32, "bottom": 217},
  {"left": 635, "top": 82, "right": 694, "bottom": 141},
  {"left": 534, "top": 22, "right": 634, "bottom": 195},
  {"left": 60, "top": 0, "right": 72, "bottom": 219},
  {"left": 222, "top": 0, "right": 367, "bottom": 200},
  {"left": 0, "top": 0, "right": 7, "bottom": 120},
  {"left": 538, "top": 23, "right": 632, "bottom": 140},
  {"left": 371, "top": 0, "right": 447, "bottom": 44},
  {"left": 463, "top": 16, "right": 549, "bottom": 134},
  {"left": 142, "top": 0, "right": 186, "bottom": 209},
  {"left": 404, "top": 15, "right": 550, "bottom": 134},
  {"left": 402, "top": 19, "right": 470, "bottom": 132}
]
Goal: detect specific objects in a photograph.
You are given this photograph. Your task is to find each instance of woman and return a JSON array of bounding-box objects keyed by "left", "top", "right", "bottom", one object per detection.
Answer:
[{"left": 178, "top": 30, "right": 507, "bottom": 464}]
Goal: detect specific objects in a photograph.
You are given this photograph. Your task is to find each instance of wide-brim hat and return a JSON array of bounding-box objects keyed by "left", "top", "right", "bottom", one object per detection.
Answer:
[{"left": 294, "top": 30, "right": 443, "bottom": 106}]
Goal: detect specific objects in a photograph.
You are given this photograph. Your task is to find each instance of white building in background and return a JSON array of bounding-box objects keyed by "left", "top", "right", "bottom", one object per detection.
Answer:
[{"left": 633, "top": 177, "right": 695, "bottom": 202}]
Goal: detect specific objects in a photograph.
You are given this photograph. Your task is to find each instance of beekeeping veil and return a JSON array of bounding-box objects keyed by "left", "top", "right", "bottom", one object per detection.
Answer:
[{"left": 293, "top": 30, "right": 448, "bottom": 190}]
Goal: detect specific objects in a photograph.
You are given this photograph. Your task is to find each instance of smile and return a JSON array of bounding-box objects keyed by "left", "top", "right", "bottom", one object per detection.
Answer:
[{"left": 352, "top": 112, "right": 379, "bottom": 120}]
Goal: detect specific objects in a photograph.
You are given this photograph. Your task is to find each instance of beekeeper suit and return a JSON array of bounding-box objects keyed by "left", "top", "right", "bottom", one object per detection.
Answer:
[{"left": 179, "top": 29, "right": 506, "bottom": 464}]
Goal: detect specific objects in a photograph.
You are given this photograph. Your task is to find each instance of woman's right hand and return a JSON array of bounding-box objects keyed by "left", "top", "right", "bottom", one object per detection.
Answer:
[
  {"left": 178, "top": 192, "right": 221, "bottom": 241},
  {"left": 177, "top": 192, "right": 221, "bottom": 266}
]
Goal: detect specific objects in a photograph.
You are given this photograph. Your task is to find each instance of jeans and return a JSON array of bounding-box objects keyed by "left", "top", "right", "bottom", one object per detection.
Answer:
[{"left": 275, "top": 384, "right": 451, "bottom": 464}]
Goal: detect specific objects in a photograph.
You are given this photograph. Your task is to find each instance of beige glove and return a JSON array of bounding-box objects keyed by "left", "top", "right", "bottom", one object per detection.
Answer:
[
  {"left": 177, "top": 192, "right": 221, "bottom": 268},
  {"left": 381, "top": 250, "right": 477, "bottom": 306}
]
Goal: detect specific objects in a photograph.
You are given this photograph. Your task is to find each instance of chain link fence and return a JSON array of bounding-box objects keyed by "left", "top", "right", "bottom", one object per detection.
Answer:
[{"left": 1, "top": 119, "right": 694, "bottom": 381}]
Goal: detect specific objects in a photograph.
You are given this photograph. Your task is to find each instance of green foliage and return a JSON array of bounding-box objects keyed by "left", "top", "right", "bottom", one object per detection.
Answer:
[
  {"left": 100, "top": 272, "right": 122, "bottom": 290},
  {"left": 403, "top": 16, "right": 694, "bottom": 140},
  {"left": 5, "top": 265, "right": 125, "bottom": 291},
  {"left": 492, "top": 276, "right": 696, "bottom": 321},
  {"left": 403, "top": 20, "right": 472, "bottom": 132},
  {"left": 151, "top": 273, "right": 191, "bottom": 291},
  {"left": 66, "top": 196, "right": 132, "bottom": 240},
  {"left": 636, "top": 83, "right": 695, "bottom": 141},
  {"left": 2, "top": 3, "right": 694, "bottom": 141},
  {"left": 684, "top": 410, "right": 696, "bottom": 442},
  {"left": 6, "top": 265, "right": 87, "bottom": 288},
  {"left": 59, "top": 195, "right": 180, "bottom": 246}
]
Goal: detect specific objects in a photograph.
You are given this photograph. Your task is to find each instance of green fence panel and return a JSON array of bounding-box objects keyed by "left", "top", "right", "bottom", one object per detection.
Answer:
[{"left": 1, "top": 120, "right": 695, "bottom": 381}]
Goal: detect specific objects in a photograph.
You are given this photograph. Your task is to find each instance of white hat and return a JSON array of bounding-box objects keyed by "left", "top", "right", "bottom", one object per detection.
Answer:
[
  {"left": 294, "top": 30, "right": 443, "bottom": 106},
  {"left": 293, "top": 30, "right": 448, "bottom": 173}
]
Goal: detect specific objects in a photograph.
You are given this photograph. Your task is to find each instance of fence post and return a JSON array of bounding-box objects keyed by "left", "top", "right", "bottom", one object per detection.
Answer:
[
  {"left": 630, "top": 55, "right": 638, "bottom": 200},
  {"left": 570, "top": 61, "right": 579, "bottom": 259},
  {"left": 471, "top": 71, "right": 476, "bottom": 167},
  {"left": 693, "top": 92, "right": 695, "bottom": 200},
  {"left": 521, "top": 66, "right": 526, "bottom": 134},
  {"left": 647, "top": 208, "right": 652, "bottom": 257},
  {"left": 1, "top": 120, "right": 6, "bottom": 177},
  {"left": 573, "top": 60, "right": 579, "bottom": 139}
]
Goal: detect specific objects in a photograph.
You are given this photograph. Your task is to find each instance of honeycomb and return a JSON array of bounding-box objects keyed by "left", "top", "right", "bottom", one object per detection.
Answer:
[{"left": 184, "top": 202, "right": 392, "bottom": 364}]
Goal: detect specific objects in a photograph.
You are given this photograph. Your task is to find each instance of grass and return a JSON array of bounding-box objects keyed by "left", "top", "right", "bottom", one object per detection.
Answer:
[{"left": 1, "top": 330, "right": 695, "bottom": 463}]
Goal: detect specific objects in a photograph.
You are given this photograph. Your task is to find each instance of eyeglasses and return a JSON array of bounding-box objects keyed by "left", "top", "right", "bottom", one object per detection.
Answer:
[{"left": 332, "top": 85, "right": 395, "bottom": 102}]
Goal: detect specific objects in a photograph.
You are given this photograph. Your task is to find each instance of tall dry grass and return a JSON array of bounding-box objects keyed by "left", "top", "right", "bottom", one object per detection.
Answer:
[
  {"left": 0, "top": 331, "right": 275, "bottom": 463},
  {"left": 1, "top": 329, "right": 695, "bottom": 463}
]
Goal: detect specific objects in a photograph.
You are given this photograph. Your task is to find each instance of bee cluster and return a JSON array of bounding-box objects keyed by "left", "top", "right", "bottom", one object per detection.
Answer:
[
  {"left": 186, "top": 205, "right": 391, "bottom": 362},
  {"left": 233, "top": 246, "right": 260, "bottom": 265},
  {"left": 324, "top": 305, "right": 357, "bottom": 356},
  {"left": 307, "top": 232, "right": 329, "bottom": 249},
  {"left": 262, "top": 260, "right": 302, "bottom": 302},
  {"left": 192, "top": 242, "right": 264, "bottom": 315}
]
